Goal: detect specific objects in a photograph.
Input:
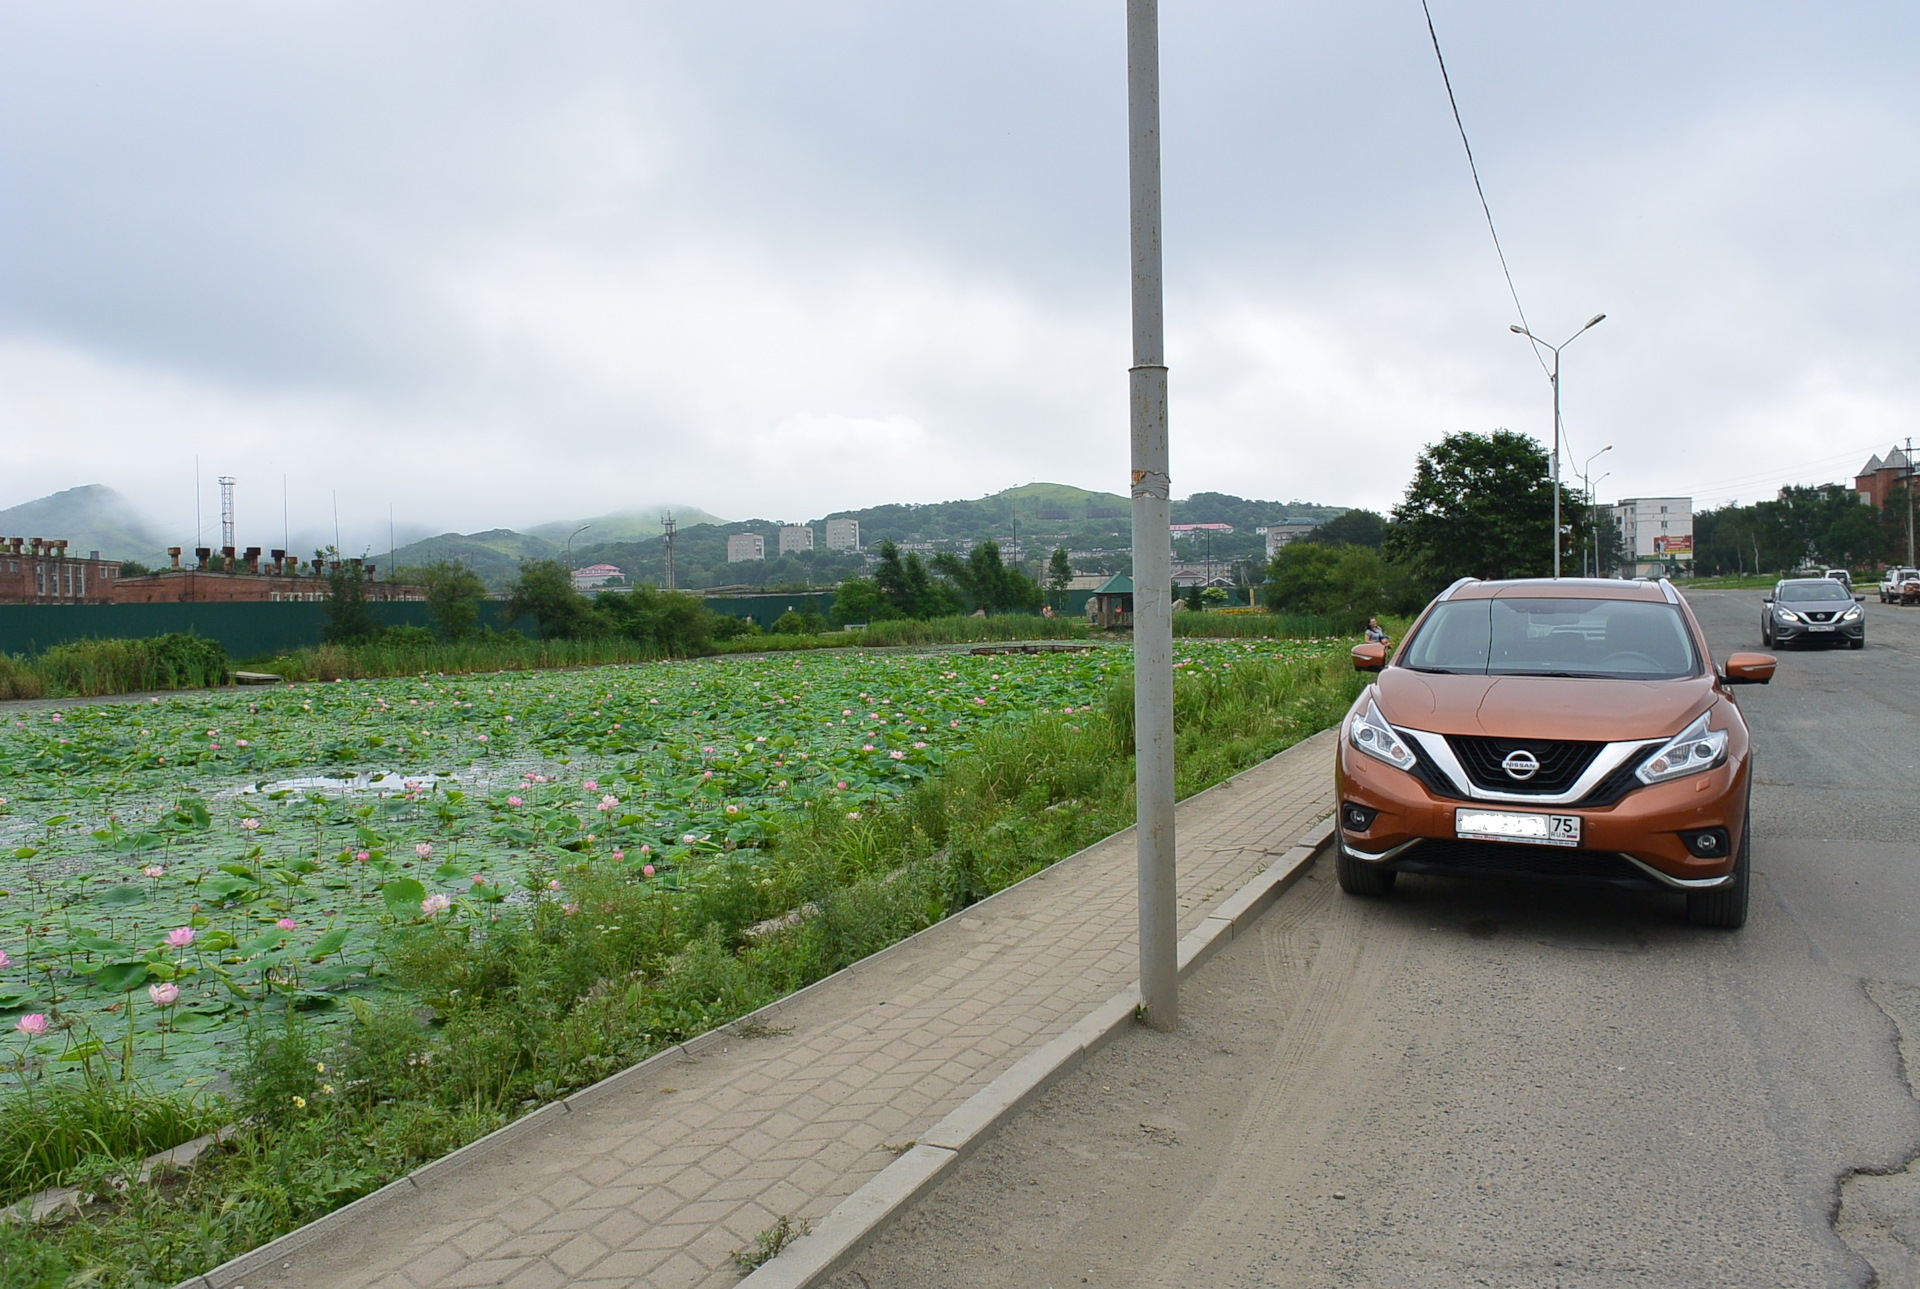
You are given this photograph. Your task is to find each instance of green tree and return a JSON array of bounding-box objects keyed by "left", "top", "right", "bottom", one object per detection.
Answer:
[
  {"left": 1047, "top": 547, "right": 1074, "bottom": 595},
  {"left": 320, "top": 549, "right": 378, "bottom": 643},
  {"left": 831, "top": 577, "right": 896, "bottom": 626},
  {"left": 422, "top": 559, "right": 487, "bottom": 640},
  {"left": 932, "top": 540, "right": 1043, "bottom": 614},
  {"left": 1310, "top": 509, "right": 1388, "bottom": 548},
  {"left": 505, "top": 560, "right": 597, "bottom": 640},
  {"left": 594, "top": 585, "right": 715, "bottom": 654},
  {"left": 1264, "top": 543, "right": 1416, "bottom": 627},
  {"left": 1387, "top": 430, "right": 1554, "bottom": 585}
]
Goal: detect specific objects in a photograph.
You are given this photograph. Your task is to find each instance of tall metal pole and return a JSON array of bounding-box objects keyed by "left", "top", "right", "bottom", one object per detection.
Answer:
[
  {"left": 1906, "top": 435, "right": 1915, "bottom": 568},
  {"left": 1550, "top": 351, "right": 1561, "bottom": 579},
  {"left": 1127, "top": 0, "right": 1177, "bottom": 1032}
]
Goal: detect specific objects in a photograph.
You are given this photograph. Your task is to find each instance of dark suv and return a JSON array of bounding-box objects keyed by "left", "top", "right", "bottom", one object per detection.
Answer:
[{"left": 1762, "top": 578, "right": 1865, "bottom": 649}]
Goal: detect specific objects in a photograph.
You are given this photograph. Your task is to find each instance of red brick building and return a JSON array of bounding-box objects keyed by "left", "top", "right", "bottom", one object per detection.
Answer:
[
  {"left": 111, "top": 547, "right": 424, "bottom": 603},
  {"left": 1856, "top": 444, "right": 1915, "bottom": 508},
  {"left": 0, "top": 537, "right": 125, "bottom": 604}
]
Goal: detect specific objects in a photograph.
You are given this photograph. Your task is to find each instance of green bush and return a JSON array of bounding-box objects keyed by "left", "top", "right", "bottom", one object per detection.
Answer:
[
  {"left": 1263, "top": 542, "right": 1421, "bottom": 630},
  {"left": 771, "top": 610, "right": 829, "bottom": 635},
  {"left": 32, "top": 634, "right": 228, "bottom": 697}
]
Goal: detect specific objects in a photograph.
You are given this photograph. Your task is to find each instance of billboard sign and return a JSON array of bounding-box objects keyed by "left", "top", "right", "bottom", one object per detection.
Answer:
[{"left": 1653, "top": 534, "right": 1693, "bottom": 555}]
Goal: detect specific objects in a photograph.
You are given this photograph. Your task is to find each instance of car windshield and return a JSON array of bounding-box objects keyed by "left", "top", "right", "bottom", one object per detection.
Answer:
[
  {"left": 1400, "top": 597, "right": 1699, "bottom": 680},
  {"left": 1778, "top": 580, "right": 1851, "bottom": 602}
]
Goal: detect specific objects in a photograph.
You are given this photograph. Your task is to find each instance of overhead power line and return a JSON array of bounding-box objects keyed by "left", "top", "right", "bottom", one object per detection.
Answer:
[{"left": 1420, "top": 0, "right": 1549, "bottom": 380}]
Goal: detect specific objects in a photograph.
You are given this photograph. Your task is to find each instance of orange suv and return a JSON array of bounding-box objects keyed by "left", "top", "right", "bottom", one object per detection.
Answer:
[{"left": 1334, "top": 578, "right": 1775, "bottom": 927}]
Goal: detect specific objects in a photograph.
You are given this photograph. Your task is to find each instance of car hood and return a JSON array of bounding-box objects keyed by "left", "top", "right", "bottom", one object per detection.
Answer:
[{"left": 1376, "top": 669, "right": 1716, "bottom": 742}]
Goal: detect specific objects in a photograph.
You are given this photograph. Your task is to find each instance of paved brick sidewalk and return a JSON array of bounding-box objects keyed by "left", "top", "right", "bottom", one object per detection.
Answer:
[{"left": 218, "top": 729, "right": 1337, "bottom": 1289}]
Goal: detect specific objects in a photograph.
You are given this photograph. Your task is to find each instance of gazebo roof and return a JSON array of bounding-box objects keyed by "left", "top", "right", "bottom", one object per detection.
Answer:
[{"left": 1093, "top": 573, "right": 1134, "bottom": 595}]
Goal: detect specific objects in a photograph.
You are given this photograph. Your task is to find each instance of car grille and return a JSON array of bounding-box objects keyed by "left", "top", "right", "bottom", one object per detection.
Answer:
[
  {"left": 1391, "top": 838, "right": 1651, "bottom": 885},
  {"left": 1573, "top": 744, "right": 1662, "bottom": 808},
  {"left": 1446, "top": 736, "right": 1605, "bottom": 794},
  {"left": 1801, "top": 609, "right": 1835, "bottom": 623}
]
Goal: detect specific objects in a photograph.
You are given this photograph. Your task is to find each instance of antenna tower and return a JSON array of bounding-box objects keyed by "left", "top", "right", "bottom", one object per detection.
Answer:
[
  {"left": 661, "top": 511, "right": 677, "bottom": 591},
  {"left": 218, "top": 477, "right": 237, "bottom": 551}
]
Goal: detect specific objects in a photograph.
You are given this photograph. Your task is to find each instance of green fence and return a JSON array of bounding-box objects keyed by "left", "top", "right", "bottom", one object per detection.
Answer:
[
  {"left": 0, "top": 602, "right": 533, "bottom": 660},
  {"left": 701, "top": 592, "right": 841, "bottom": 629}
]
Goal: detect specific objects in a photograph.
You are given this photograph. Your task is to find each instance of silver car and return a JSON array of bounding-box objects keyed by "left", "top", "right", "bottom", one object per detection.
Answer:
[{"left": 1762, "top": 578, "right": 1865, "bottom": 649}]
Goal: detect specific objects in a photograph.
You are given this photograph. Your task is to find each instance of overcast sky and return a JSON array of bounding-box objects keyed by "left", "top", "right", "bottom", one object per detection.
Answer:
[{"left": 2, "top": 2, "right": 1914, "bottom": 550}]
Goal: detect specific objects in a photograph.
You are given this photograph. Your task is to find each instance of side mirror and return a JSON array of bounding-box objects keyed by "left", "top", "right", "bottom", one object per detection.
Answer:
[
  {"left": 1721, "top": 652, "right": 1775, "bottom": 685},
  {"left": 1351, "top": 642, "right": 1387, "bottom": 672},
  {"left": 1762, "top": 595, "right": 1773, "bottom": 604}
]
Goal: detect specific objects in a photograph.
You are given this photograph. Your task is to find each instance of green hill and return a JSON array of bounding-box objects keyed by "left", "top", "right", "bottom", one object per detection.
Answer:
[
  {"left": 377, "top": 529, "right": 560, "bottom": 590},
  {"left": 0, "top": 485, "right": 171, "bottom": 565},
  {"left": 525, "top": 505, "right": 728, "bottom": 546}
]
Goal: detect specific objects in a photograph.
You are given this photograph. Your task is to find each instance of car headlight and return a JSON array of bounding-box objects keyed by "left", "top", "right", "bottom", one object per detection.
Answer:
[
  {"left": 1348, "top": 698, "right": 1416, "bottom": 772},
  {"left": 1774, "top": 606, "right": 1801, "bottom": 622},
  {"left": 1842, "top": 606, "right": 1861, "bottom": 621},
  {"left": 1636, "top": 714, "right": 1729, "bottom": 786}
]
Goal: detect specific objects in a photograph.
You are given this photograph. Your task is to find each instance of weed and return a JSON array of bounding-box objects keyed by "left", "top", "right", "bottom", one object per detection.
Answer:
[{"left": 732, "top": 1213, "right": 812, "bottom": 1272}]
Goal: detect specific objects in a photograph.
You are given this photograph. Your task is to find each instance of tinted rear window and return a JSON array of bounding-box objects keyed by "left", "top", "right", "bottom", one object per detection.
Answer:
[{"left": 1401, "top": 597, "right": 1700, "bottom": 680}]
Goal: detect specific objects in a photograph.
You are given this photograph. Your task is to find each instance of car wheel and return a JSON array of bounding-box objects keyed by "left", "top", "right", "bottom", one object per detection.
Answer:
[
  {"left": 1686, "top": 812, "right": 1750, "bottom": 929},
  {"left": 1761, "top": 621, "right": 1771, "bottom": 646},
  {"left": 1336, "top": 844, "right": 1397, "bottom": 897}
]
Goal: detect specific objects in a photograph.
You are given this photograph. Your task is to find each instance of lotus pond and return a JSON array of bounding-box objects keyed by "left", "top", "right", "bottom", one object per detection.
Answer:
[{"left": 0, "top": 637, "right": 1343, "bottom": 1098}]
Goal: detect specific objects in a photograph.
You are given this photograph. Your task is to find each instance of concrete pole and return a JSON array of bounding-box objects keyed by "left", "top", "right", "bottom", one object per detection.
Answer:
[
  {"left": 1550, "top": 353, "right": 1561, "bottom": 580},
  {"left": 1127, "top": 0, "right": 1177, "bottom": 1032}
]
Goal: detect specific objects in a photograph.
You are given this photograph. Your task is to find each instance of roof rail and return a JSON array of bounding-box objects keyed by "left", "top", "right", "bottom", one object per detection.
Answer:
[
  {"left": 1656, "top": 578, "right": 1680, "bottom": 604},
  {"left": 1435, "top": 577, "right": 1478, "bottom": 603}
]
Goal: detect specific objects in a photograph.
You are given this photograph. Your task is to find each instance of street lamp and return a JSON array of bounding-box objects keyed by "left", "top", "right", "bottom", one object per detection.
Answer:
[
  {"left": 566, "top": 524, "right": 590, "bottom": 570},
  {"left": 1580, "top": 445, "right": 1612, "bottom": 577},
  {"left": 1512, "top": 314, "right": 1606, "bottom": 578}
]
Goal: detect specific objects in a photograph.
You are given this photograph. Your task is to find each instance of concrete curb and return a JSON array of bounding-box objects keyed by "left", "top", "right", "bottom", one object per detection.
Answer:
[{"left": 739, "top": 813, "right": 1335, "bottom": 1289}]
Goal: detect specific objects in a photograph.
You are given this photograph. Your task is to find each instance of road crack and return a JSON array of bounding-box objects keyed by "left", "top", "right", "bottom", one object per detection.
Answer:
[{"left": 1835, "top": 979, "right": 1920, "bottom": 1287}]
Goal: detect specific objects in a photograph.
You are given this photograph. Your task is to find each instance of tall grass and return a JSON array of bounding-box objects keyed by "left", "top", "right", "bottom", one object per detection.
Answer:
[
  {"left": 856, "top": 614, "right": 1088, "bottom": 646},
  {"left": 254, "top": 634, "right": 664, "bottom": 682},
  {"left": 0, "top": 634, "right": 228, "bottom": 701},
  {"left": 1172, "top": 610, "right": 1351, "bottom": 639},
  {"left": 1, "top": 1075, "right": 222, "bottom": 1204},
  {"left": 2, "top": 645, "right": 1360, "bottom": 1286}
]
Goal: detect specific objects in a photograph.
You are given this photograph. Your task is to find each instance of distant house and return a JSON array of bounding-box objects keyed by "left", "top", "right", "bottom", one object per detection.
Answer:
[
  {"left": 777, "top": 524, "right": 814, "bottom": 556},
  {"left": 825, "top": 518, "right": 860, "bottom": 552},
  {"left": 1262, "top": 522, "right": 1320, "bottom": 558},
  {"left": 1088, "top": 572, "right": 1134, "bottom": 629},
  {"left": 727, "top": 534, "right": 766, "bottom": 563},
  {"left": 1856, "top": 445, "right": 1915, "bottom": 508},
  {"left": 572, "top": 563, "right": 623, "bottom": 591},
  {"left": 1612, "top": 498, "right": 1693, "bottom": 577}
]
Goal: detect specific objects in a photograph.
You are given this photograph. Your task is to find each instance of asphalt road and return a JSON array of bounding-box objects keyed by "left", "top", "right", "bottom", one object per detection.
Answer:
[{"left": 833, "top": 588, "right": 1920, "bottom": 1289}]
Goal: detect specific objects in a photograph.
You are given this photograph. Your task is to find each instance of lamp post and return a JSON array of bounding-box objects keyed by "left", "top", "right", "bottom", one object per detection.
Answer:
[
  {"left": 1579, "top": 446, "right": 1612, "bottom": 577},
  {"left": 1512, "top": 315, "right": 1606, "bottom": 578},
  {"left": 566, "top": 524, "right": 590, "bottom": 570},
  {"left": 1127, "top": 0, "right": 1177, "bottom": 1031}
]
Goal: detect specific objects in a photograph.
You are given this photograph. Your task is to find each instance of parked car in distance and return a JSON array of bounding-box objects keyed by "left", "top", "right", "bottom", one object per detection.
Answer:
[
  {"left": 1880, "top": 567, "right": 1920, "bottom": 603},
  {"left": 1825, "top": 568, "right": 1853, "bottom": 589},
  {"left": 1763, "top": 578, "right": 1866, "bottom": 649},
  {"left": 1335, "top": 577, "right": 1774, "bottom": 928}
]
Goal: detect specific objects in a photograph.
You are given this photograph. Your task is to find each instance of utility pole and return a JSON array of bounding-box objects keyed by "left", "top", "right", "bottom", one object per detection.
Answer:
[
  {"left": 662, "top": 512, "right": 677, "bottom": 591},
  {"left": 1906, "top": 435, "right": 1915, "bottom": 568},
  {"left": 1128, "top": 0, "right": 1177, "bottom": 1032},
  {"left": 1512, "top": 315, "right": 1605, "bottom": 578}
]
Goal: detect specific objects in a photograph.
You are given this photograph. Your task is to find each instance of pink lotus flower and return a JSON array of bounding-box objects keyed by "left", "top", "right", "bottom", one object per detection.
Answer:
[
  {"left": 779, "top": 779, "right": 789, "bottom": 789},
  {"left": 597, "top": 794, "right": 619, "bottom": 812},
  {"left": 562, "top": 902, "right": 580, "bottom": 915},
  {"left": 240, "top": 818, "right": 260, "bottom": 831},
  {"left": 149, "top": 982, "right": 180, "bottom": 1006},
  {"left": 0, "top": 949, "right": 10, "bottom": 969},
  {"left": 702, "top": 770, "right": 713, "bottom": 780},
  {"left": 725, "top": 804, "right": 739, "bottom": 815},
  {"left": 165, "top": 927, "right": 196, "bottom": 949},
  {"left": 641, "top": 865, "right": 655, "bottom": 878},
  {"left": 16, "top": 1013, "right": 48, "bottom": 1037},
  {"left": 847, "top": 810, "right": 861, "bottom": 820},
  {"left": 143, "top": 865, "right": 165, "bottom": 878},
  {"left": 582, "top": 779, "right": 599, "bottom": 792},
  {"left": 836, "top": 781, "right": 848, "bottom": 791},
  {"left": 612, "top": 849, "right": 625, "bottom": 860},
  {"left": 507, "top": 795, "right": 523, "bottom": 807},
  {"left": 415, "top": 843, "right": 432, "bottom": 858},
  {"left": 950, "top": 720, "right": 961, "bottom": 728},
  {"left": 470, "top": 874, "right": 486, "bottom": 886},
  {"left": 862, "top": 743, "right": 874, "bottom": 752},
  {"left": 477, "top": 733, "right": 489, "bottom": 743},
  {"left": 421, "top": 893, "right": 452, "bottom": 917},
  {"left": 547, "top": 879, "right": 562, "bottom": 891},
  {"left": 355, "top": 849, "right": 370, "bottom": 863},
  {"left": 277, "top": 918, "right": 297, "bottom": 930},
  {"left": 890, "top": 750, "right": 905, "bottom": 760},
  {"left": 639, "top": 843, "right": 651, "bottom": 856},
  {"left": 236, "top": 739, "right": 249, "bottom": 747}
]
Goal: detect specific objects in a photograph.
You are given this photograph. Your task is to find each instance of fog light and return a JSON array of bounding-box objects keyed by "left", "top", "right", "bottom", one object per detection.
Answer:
[
  {"left": 1341, "top": 802, "right": 1379, "bottom": 833},
  {"left": 1679, "top": 828, "right": 1730, "bottom": 859}
]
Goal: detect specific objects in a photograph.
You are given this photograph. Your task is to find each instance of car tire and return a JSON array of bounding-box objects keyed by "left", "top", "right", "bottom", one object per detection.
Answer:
[
  {"left": 1849, "top": 635, "right": 1865, "bottom": 649},
  {"left": 1686, "top": 813, "right": 1750, "bottom": 930},
  {"left": 1336, "top": 844, "right": 1397, "bottom": 897},
  {"left": 1760, "top": 621, "right": 1771, "bottom": 647}
]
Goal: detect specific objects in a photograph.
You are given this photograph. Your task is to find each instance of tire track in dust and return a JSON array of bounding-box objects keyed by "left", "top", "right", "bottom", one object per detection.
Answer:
[{"left": 1142, "top": 877, "right": 1408, "bottom": 1287}]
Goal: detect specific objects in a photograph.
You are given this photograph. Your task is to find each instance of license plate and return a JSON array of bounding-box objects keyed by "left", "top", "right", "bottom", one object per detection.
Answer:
[
  {"left": 1808, "top": 624, "right": 1834, "bottom": 632},
  {"left": 1456, "top": 809, "right": 1582, "bottom": 848}
]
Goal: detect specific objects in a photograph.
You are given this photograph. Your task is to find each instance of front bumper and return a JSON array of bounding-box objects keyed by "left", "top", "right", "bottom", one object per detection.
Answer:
[
  {"left": 1770, "top": 613, "right": 1863, "bottom": 643},
  {"left": 1337, "top": 730, "right": 1750, "bottom": 889}
]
